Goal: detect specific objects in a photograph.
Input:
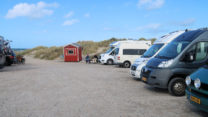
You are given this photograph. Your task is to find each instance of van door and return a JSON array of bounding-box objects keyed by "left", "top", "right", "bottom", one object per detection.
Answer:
[{"left": 180, "top": 41, "right": 208, "bottom": 73}]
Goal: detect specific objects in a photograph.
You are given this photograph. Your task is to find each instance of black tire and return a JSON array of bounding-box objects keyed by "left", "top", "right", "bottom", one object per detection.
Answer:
[
  {"left": 5, "top": 58, "right": 12, "bottom": 66},
  {"left": 168, "top": 78, "right": 186, "bottom": 96},
  {"left": 107, "top": 59, "right": 113, "bottom": 65},
  {"left": 123, "top": 61, "right": 131, "bottom": 68},
  {"left": 0, "top": 65, "right": 4, "bottom": 69},
  {"left": 6, "top": 61, "right": 12, "bottom": 66}
]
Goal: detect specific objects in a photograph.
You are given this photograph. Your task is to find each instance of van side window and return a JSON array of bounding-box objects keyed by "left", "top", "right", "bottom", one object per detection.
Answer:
[
  {"left": 195, "top": 42, "right": 208, "bottom": 61},
  {"left": 123, "top": 49, "right": 146, "bottom": 55}
]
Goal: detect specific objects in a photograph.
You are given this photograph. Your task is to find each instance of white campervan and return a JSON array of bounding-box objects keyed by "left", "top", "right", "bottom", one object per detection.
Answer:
[
  {"left": 114, "top": 41, "right": 151, "bottom": 68},
  {"left": 130, "top": 30, "right": 185, "bottom": 79},
  {"left": 99, "top": 41, "right": 120, "bottom": 65}
]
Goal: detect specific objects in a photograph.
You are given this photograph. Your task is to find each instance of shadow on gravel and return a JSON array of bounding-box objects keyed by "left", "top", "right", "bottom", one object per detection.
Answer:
[
  {"left": 144, "top": 85, "right": 169, "bottom": 94},
  {"left": 0, "top": 64, "right": 38, "bottom": 72},
  {"left": 114, "top": 65, "right": 125, "bottom": 68},
  {"left": 186, "top": 103, "right": 208, "bottom": 117},
  {"left": 132, "top": 78, "right": 141, "bottom": 81}
]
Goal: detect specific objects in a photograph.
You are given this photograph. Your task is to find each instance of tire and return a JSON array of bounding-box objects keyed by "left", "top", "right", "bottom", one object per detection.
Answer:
[
  {"left": 5, "top": 58, "right": 12, "bottom": 66},
  {"left": 123, "top": 61, "right": 131, "bottom": 68},
  {"left": 168, "top": 78, "right": 186, "bottom": 96},
  {"left": 0, "top": 65, "right": 4, "bottom": 69},
  {"left": 107, "top": 59, "right": 113, "bottom": 65}
]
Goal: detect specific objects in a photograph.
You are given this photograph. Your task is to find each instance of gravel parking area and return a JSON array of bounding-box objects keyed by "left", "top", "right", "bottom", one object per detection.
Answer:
[{"left": 0, "top": 57, "right": 207, "bottom": 117}]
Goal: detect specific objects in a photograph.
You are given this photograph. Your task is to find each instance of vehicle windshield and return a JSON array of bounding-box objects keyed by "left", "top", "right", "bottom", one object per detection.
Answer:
[
  {"left": 142, "top": 44, "right": 164, "bottom": 58},
  {"left": 105, "top": 47, "right": 114, "bottom": 53},
  {"left": 156, "top": 41, "right": 190, "bottom": 59}
]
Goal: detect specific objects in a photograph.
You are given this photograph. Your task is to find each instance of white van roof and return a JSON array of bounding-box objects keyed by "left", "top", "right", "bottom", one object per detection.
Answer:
[
  {"left": 110, "top": 40, "right": 151, "bottom": 47},
  {"left": 154, "top": 30, "right": 185, "bottom": 44}
]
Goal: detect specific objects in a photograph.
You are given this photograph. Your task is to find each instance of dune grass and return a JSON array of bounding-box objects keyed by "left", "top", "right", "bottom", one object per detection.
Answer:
[
  {"left": 17, "top": 37, "right": 156, "bottom": 60},
  {"left": 17, "top": 46, "right": 63, "bottom": 60}
]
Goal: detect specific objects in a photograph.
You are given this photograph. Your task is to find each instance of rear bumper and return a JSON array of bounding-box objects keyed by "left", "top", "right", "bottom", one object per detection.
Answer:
[{"left": 186, "top": 87, "right": 208, "bottom": 113}]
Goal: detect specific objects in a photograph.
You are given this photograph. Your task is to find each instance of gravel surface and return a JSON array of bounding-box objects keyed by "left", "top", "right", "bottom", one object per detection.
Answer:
[{"left": 0, "top": 57, "right": 207, "bottom": 117}]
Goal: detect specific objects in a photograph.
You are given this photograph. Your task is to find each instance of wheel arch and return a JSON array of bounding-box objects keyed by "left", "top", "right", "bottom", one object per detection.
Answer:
[
  {"left": 123, "top": 60, "right": 131, "bottom": 64},
  {"left": 106, "top": 58, "right": 114, "bottom": 65},
  {"left": 107, "top": 58, "right": 114, "bottom": 62},
  {"left": 123, "top": 60, "right": 131, "bottom": 66},
  {"left": 167, "top": 74, "right": 187, "bottom": 87}
]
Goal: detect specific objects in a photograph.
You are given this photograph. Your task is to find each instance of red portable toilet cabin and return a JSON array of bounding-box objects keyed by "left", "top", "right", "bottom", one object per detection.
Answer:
[{"left": 64, "top": 43, "right": 82, "bottom": 62}]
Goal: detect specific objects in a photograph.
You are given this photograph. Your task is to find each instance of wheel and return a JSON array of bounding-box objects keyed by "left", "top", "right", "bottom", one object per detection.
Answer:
[
  {"left": 107, "top": 59, "right": 113, "bottom": 65},
  {"left": 123, "top": 61, "right": 131, "bottom": 68},
  {"left": 168, "top": 78, "right": 186, "bottom": 96},
  {"left": 0, "top": 65, "right": 4, "bottom": 69},
  {"left": 5, "top": 57, "right": 12, "bottom": 66}
]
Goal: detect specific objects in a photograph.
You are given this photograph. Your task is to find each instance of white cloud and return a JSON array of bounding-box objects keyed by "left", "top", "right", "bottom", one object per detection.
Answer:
[
  {"left": 64, "top": 11, "right": 74, "bottom": 18},
  {"left": 5, "top": 1, "right": 58, "bottom": 19},
  {"left": 137, "top": 23, "right": 161, "bottom": 30},
  {"left": 138, "top": 0, "right": 164, "bottom": 10},
  {"left": 63, "top": 19, "right": 79, "bottom": 26},
  {"left": 84, "top": 13, "right": 90, "bottom": 18},
  {"left": 179, "top": 18, "right": 196, "bottom": 27},
  {"left": 171, "top": 18, "right": 196, "bottom": 27}
]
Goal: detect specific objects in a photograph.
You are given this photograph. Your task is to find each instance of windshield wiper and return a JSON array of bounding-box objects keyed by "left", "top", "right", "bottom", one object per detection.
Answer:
[
  {"left": 156, "top": 55, "right": 171, "bottom": 59},
  {"left": 143, "top": 55, "right": 151, "bottom": 58}
]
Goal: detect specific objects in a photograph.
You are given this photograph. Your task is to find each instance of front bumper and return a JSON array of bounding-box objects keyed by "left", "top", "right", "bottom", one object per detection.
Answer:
[
  {"left": 100, "top": 59, "right": 107, "bottom": 64},
  {"left": 130, "top": 64, "right": 141, "bottom": 79},
  {"left": 141, "top": 66, "right": 173, "bottom": 89},
  {"left": 186, "top": 86, "right": 208, "bottom": 113}
]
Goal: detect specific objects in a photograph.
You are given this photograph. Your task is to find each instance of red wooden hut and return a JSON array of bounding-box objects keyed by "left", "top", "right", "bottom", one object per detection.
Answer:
[{"left": 64, "top": 43, "right": 82, "bottom": 62}]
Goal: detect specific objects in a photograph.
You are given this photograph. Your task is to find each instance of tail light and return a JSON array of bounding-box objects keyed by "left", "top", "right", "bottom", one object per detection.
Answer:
[
  {"left": 10, "top": 56, "right": 13, "bottom": 59},
  {"left": 117, "top": 56, "right": 120, "bottom": 60}
]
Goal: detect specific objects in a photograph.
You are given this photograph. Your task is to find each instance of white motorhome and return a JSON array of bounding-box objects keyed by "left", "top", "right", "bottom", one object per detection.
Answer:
[
  {"left": 114, "top": 41, "right": 151, "bottom": 68},
  {"left": 130, "top": 30, "right": 185, "bottom": 79},
  {"left": 99, "top": 41, "right": 120, "bottom": 65}
]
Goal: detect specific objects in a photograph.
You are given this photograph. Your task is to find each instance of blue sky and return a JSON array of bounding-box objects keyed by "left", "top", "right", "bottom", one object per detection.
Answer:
[{"left": 0, "top": 0, "right": 207, "bottom": 48}]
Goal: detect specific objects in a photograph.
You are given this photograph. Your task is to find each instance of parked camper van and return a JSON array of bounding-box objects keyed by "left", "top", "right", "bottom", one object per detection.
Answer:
[
  {"left": 130, "top": 31, "right": 185, "bottom": 79},
  {"left": 114, "top": 41, "right": 151, "bottom": 68},
  {"left": 99, "top": 41, "right": 120, "bottom": 65},
  {"left": 0, "top": 36, "right": 6, "bottom": 68},
  {"left": 185, "top": 65, "right": 208, "bottom": 112},
  {"left": 141, "top": 28, "right": 208, "bottom": 96}
]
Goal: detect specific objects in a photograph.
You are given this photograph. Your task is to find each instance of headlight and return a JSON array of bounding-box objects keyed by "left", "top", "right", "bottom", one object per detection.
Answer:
[
  {"left": 136, "top": 61, "right": 148, "bottom": 70},
  {"left": 194, "top": 78, "right": 201, "bottom": 89},
  {"left": 158, "top": 59, "right": 173, "bottom": 68},
  {"left": 185, "top": 76, "right": 191, "bottom": 86}
]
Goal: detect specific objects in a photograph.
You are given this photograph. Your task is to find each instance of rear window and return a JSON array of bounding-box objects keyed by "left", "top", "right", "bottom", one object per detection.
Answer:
[{"left": 123, "top": 49, "right": 146, "bottom": 55}]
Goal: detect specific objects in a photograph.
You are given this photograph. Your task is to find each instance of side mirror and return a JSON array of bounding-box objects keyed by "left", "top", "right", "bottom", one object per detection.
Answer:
[
  {"left": 183, "top": 52, "right": 194, "bottom": 62},
  {"left": 110, "top": 52, "right": 115, "bottom": 56}
]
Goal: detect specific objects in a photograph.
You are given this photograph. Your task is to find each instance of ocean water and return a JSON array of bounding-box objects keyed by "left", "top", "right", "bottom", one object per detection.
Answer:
[{"left": 12, "top": 48, "right": 27, "bottom": 52}]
